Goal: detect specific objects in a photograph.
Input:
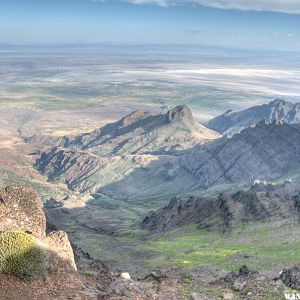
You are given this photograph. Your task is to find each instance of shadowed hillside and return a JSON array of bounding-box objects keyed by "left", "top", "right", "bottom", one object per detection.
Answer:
[{"left": 35, "top": 105, "right": 219, "bottom": 198}]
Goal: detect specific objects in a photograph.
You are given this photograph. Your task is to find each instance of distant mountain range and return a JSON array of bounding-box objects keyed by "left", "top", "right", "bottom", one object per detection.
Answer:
[
  {"left": 35, "top": 100, "right": 300, "bottom": 200},
  {"left": 35, "top": 105, "right": 219, "bottom": 198},
  {"left": 206, "top": 99, "right": 300, "bottom": 136}
]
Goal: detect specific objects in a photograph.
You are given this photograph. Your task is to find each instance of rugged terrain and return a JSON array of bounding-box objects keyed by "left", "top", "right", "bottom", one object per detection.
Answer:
[
  {"left": 37, "top": 105, "right": 300, "bottom": 200},
  {"left": 206, "top": 99, "right": 300, "bottom": 136},
  {"left": 35, "top": 105, "right": 219, "bottom": 198},
  {"left": 9, "top": 187, "right": 300, "bottom": 299},
  {"left": 181, "top": 119, "right": 300, "bottom": 189},
  {"left": 0, "top": 186, "right": 84, "bottom": 299},
  {"left": 3, "top": 185, "right": 299, "bottom": 300},
  {"left": 141, "top": 182, "right": 300, "bottom": 233},
  {"left": 30, "top": 101, "right": 300, "bottom": 279},
  {"left": 1, "top": 45, "right": 300, "bottom": 299}
]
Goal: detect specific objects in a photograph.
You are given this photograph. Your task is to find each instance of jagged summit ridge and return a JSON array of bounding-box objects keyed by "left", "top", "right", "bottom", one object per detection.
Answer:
[
  {"left": 206, "top": 99, "right": 300, "bottom": 135},
  {"left": 59, "top": 104, "right": 219, "bottom": 156},
  {"left": 118, "top": 109, "right": 151, "bottom": 128},
  {"left": 119, "top": 105, "right": 194, "bottom": 127},
  {"left": 141, "top": 183, "right": 300, "bottom": 233}
]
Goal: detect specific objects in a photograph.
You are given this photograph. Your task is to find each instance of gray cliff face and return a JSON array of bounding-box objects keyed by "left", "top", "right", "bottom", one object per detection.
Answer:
[
  {"left": 181, "top": 121, "right": 300, "bottom": 189},
  {"left": 206, "top": 99, "right": 300, "bottom": 135}
]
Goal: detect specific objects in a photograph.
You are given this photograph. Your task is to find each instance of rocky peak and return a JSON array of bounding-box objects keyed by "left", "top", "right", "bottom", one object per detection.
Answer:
[
  {"left": 206, "top": 99, "right": 300, "bottom": 135},
  {"left": 166, "top": 105, "right": 194, "bottom": 123},
  {"left": 269, "top": 98, "right": 290, "bottom": 107},
  {"left": 119, "top": 109, "right": 151, "bottom": 128},
  {"left": 167, "top": 197, "right": 182, "bottom": 210},
  {"left": 224, "top": 109, "right": 233, "bottom": 115}
]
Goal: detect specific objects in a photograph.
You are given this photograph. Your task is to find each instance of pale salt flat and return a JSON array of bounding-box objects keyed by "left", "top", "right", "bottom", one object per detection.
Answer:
[{"left": 122, "top": 66, "right": 300, "bottom": 99}]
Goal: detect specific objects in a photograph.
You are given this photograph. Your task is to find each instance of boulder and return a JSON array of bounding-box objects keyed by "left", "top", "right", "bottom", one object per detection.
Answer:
[
  {"left": 0, "top": 186, "right": 46, "bottom": 238},
  {"left": 0, "top": 186, "right": 80, "bottom": 285},
  {"left": 44, "top": 230, "right": 78, "bottom": 274},
  {"left": 280, "top": 265, "right": 300, "bottom": 290}
]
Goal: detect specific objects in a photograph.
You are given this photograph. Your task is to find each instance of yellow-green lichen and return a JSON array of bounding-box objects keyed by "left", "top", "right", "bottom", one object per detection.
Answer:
[{"left": 0, "top": 231, "right": 46, "bottom": 279}]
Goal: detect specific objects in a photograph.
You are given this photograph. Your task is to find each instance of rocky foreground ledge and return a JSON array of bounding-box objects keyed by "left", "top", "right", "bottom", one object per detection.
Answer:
[
  {"left": 0, "top": 186, "right": 86, "bottom": 299},
  {"left": 0, "top": 186, "right": 300, "bottom": 300}
]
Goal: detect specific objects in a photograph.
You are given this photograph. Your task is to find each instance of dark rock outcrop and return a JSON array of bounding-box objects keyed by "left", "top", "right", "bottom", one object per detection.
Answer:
[
  {"left": 167, "top": 104, "right": 193, "bottom": 123},
  {"left": 141, "top": 184, "right": 298, "bottom": 233},
  {"left": 280, "top": 265, "right": 300, "bottom": 290}
]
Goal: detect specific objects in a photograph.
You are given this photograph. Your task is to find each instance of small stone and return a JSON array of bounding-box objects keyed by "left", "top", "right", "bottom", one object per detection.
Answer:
[
  {"left": 233, "top": 279, "right": 244, "bottom": 291},
  {"left": 190, "top": 292, "right": 211, "bottom": 300},
  {"left": 121, "top": 272, "right": 131, "bottom": 280},
  {"left": 190, "top": 293, "right": 201, "bottom": 300},
  {"left": 223, "top": 292, "right": 234, "bottom": 300}
]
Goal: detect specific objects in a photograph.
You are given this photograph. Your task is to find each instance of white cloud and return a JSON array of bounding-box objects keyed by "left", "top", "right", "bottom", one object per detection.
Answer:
[
  {"left": 272, "top": 32, "right": 295, "bottom": 38},
  {"left": 119, "top": 0, "right": 300, "bottom": 14},
  {"left": 119, "top": 0, "right": 169, "bottom": 6},
  {"left": 190, "top": 28, "right": 236, "bottom": 36}
]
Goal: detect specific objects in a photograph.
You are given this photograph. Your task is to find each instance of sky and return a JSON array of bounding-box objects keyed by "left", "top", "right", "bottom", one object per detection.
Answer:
[{"left": 0, "top": 0, "right": 300, "bottom": 51}]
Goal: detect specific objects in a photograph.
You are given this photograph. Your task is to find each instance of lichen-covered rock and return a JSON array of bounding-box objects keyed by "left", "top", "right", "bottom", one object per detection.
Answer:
[
  {"left": 0, "top": 186, "right": 46, "bottom": 238},
  {"left": 0, "top": 231, "right": 46, "bottom": 279},
  {"left": 0, "top": 186, "right": 80, "bottom": 287}
]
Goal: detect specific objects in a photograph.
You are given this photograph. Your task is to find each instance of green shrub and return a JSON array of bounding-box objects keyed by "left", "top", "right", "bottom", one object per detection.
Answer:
[
  {"left": 84, "top": 271, "right": 93, "bottom": 277},
  {"left": 0, "top": 231, "right": 46, "bottom": 279}
]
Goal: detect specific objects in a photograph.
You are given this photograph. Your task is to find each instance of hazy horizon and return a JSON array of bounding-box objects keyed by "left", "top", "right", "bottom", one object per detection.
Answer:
[{"left": 1, "top": 0, "right": 300, "bottom": 51}]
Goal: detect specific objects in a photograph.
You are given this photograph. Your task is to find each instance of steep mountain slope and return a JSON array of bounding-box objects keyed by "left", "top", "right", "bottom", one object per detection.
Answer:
[
  {"left": 35, "top": 105, "right": 219, "bottom": 198},
  {"left": 60, "top": 104, "right": 219, "bottom": 155},
  {"left": 181, "top": 120, "right": 300, "bottom": 189},
  {"left": 206, "top": 99, "right": 300, "bottom": 135}
]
